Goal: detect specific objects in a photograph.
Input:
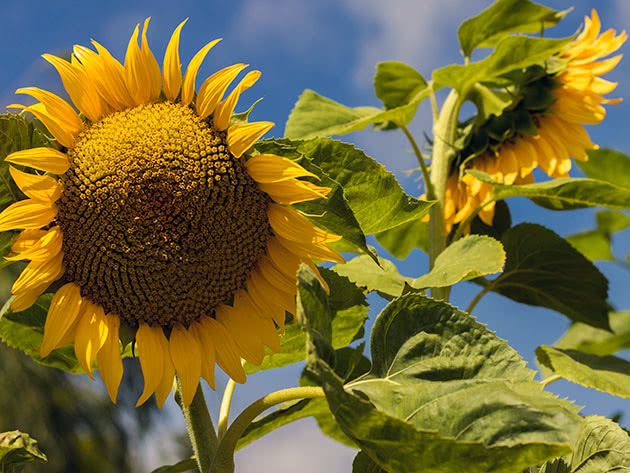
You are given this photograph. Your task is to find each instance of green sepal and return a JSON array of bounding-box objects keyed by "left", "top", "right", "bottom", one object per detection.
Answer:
[{"left": 0, "top": 431, "right": 47, "bottom": 472}]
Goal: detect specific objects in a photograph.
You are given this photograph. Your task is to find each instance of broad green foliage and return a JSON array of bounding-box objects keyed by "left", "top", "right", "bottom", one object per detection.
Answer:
[
  {"left": 458, "top": 0, "right": 568, "bottom": 58},
  {"left": 375, "top": 220, "right": 429, "bottom": 259},
  {"left": 488, "top": 224, "right": 609, "bottom": 330},
  {"left": 537, "top": 346, "right": 630, "bottom": 398},
  {"left": 353, "top": 452, "right": 386, "bottom": 473},
  {"left": 413, "top": 235, "right": 505, "bottom": 288},
  {"left": 333, "top": 256, "right": 413, "bottom": 299},
  {"left": 554, "top": 312, "right": 630, "bottom": 357},
  {"left": 244, "top": 269, "right": 367, "bottom": 374},
  {"left": 373, "top": 62, "right": 427, "bottom": 110},
  {"left": 0, "top": 430, "right": 47, "bottom": 472},
  {"left": 578, "top": 148, "right": 630, "bottom": 188},
  {"left": 538, "top": 416, "right": 630, "bottom": 472},
  {"left": 567, "top": 230, "right": 614, "bottom": 261},
  {"left": 433, "top": 36, "right": 571, "bottom": 95},
  {"left": 298, "top": 269, "right": 582, "bottom": 473},
  {"left": 0, "top": 295, "right": 84, "bottom": 374}
]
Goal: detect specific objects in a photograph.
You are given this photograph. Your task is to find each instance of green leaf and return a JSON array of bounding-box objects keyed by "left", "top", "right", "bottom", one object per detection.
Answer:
[
  {"left": 297, "top": 138, "right": 434, "bottom": 234},
  {"left": 353, "top": 452, "right": 386, "bottom": 473},
  {"left": 566, "top": 230, "right": 613, "bottom": 262},
  {"left": 433, "top": 36, "right": 571, "bottom": 95},
  {"left": 0, "top": 232, "right": 16, "bottom": 270},
  {"left": 375, "top": 219, "right": 429, "bottom": 258},
  {"left": 596, "top": 210, "right": 630, "bottom": 233},
  {"left": 244, "top": 268, "right": 367, "bottom": 374},
  {"left": 554, "top": 312, "right": 630, "bottom": 357},
  {"left": 412, "top": 235, "right": 505, "bottom": 289},
  {"left": 302, "top": 293, "right": 582, "bottom": 473},
  {"left": 537, "top": 346, "right": 630, "bottom": 398},
  {"left": 489, "top": 223, "right": 609, "bottom": 330},
  {"left": 468, "top": 170, "right": 630, "bottom": 211},
  {"left": 577, "top": 148, "right": 630, "bottom": 189},
  {"left": 374, "top": 62, "right": 427, "bottom": 110},
  {"left": 0, "top": 114, "right": 51, "bottom": 210},
  {"left": 458, "top": 0, "right": 568, "bottom": 58},
  {"left": 470, "top": 199, "right": 512, "bottom": 240},
  {"left": 333, "top": 255, "right": 413, "bottom": 299},
  {"left": 150, "top": 458, "right": 197, "bottom": 473},
  {"left": 284, "top": 87, "right": 431, "bottom": 140},
  {"left": 0, "top": 431, "right": 47, "bottom": 472},
  {"left": 0, "top": 295, "right": 84, "bottom": 374},
  {"left": 540, "top": 416, "right": 630, "bottom": 473},
  {"left": 230, "top": 98, "right": 263, "bottom": 126}
]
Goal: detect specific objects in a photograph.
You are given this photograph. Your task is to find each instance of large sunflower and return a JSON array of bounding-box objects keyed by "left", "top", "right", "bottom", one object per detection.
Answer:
[
  {"left": 444, "top": 10, "right": 626, "bottom": 232},
  {"left": 0, "top": 19, "right": 343, "bottom": 407}
]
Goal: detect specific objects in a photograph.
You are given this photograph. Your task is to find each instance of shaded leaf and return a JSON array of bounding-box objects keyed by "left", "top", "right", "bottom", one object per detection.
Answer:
[
  {"left": 0, "top": 430, "right": 47, "bottom": 472},
  {"left": 537, "top": 346, "right": 630, "bottom": 398},
  {"left": 301, "top": 290, "right": 582, "bottom": 473},
  {"left": 470, "top": 199, "right": 512, "bottom": 240},
  {"left": 458, "top": 0, "right": 568, "bottom": 57},
  {"left": 412, "top": 235, "right": 505, "bottom": 289},
  {"left": 333, "top": 256, "right": 413, "bottom": 299},
  {"left": 489, "top": 224, "right": 609, "bottom": 330},
  {"left": 150, "top": 458, "right": 197, "bottom": 473},
  {"left": 374, "top": 62, "right": 427, "bottom": 110},
  {"left": 353, "top": 451, "right": 386, "bottom": 473},
  {"left": 577, "top": 148, "right": 630, "bottom": 189},
  {"left": 375, "top": 219, "right": 429, "bottom": 259},
  {"left": 284, "top": 88, "right": 431, "bottom": 140},
  {"left": 244, "top": 269, "right": 367, "bottom": 374},
  {"left": 434, "top": 36, "right": 571, "bottom": 94}
]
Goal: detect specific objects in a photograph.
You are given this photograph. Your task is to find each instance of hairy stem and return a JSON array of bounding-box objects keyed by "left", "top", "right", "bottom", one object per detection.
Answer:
[
  {"left": 218, "top": 378, "right": 237, "bottom": 440},
  {"left": 212, "top": 386, "right": 325, "bottom": 473},
  {"left": 175, "top": 377, "right": 218, "bottom": 473},
  {"left": 401, "top": 124, "right": 435, "bottom": 200}
]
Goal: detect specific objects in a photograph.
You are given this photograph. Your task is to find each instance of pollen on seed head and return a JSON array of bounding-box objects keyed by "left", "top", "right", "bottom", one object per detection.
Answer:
[{"left": 56, "top": 102, "right": 273, "bottom": 327}]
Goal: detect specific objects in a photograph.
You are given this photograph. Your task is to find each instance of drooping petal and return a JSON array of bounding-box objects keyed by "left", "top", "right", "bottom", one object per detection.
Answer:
[
  {"left": 8, "top": 104, "right": 76, "bottom": 148},
  {"left": 97, "top": 314, "right": 123, "bottom": 403},
  {"left": 90, "top": 39, "right": 136, "bottom": 109},
  {"left": 0, "top": 199, "right": 57, "bottom": 232},
  {"left": 267, "top": 204, "right": 342, "bottom": 245},
  {"left": 245, "top": 154, "right": 317, "bottom": 183},
  {"left": 215, "top": 303, "right": 265, "bottom": 366},
  {"left": 5, "top": 147, "right": 70, "bottom": 174},
  {"left": 196, "top": 63, "right": 249, "bottom": 119},
  {"left": 141, "top": 18, "right": 162, "bottom": 102},
  {"left": 155, "top": 338, "right": 175, "bottom": 408},
  {"left": 74, "top": 301, "right": 109, "bottom": 379},
  {"left": 15, "top": 87, "right": 83, "bottom": 136},
  {"left": 181, "top": 39, "right": 222, "bottom": 106},
  {"left": 169, "top": 324, "right": 202, "bottom": 407},
  {"left": 258, "top": 179, "right": 330, "bottom": 205},
  {"left": 162, "top": 19, "right": 188, "bottom": 101},
  {"left": 234, "top": 289, "right": 280, "bottom": 353},
  {"left": 213, "top": 70, "right": 261, "bottom": 131},
  {"left": 10, "top": 281, "right": 49, "bottom": 313},
  {"left": 136, "top": 322, "right": 166, "bottom": 406},
  {"left": 40, "top": 283, "right": 84, "bottom": 358},
  {"left": 226, "top": 121, "right": 274, "bottom": 158},
  {"left": 200, "top": 317, "right": 246, "bottom": 384},
  {"left": 6, "top": 226, "right": 62, "bottom": 262},
  {"left": 10, "top": 245, "right": 63, "bottom": 293},
  {"left": 10, "top": 229, "right": 47, "bottom": 254},
  {"left": 190, "top": 321, "right": 216, "bottom": 389},
  {"left": 9, "top": 167, "right": 62, "bottom": 203}
]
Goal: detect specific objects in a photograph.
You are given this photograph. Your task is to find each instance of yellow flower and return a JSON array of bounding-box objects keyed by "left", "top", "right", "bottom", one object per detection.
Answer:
[
  {"left": 1, "top": 19, "right": 343, "bottom": 407},
  {"left": 445, "top": 10, "right": 626, "bottom": 231}
]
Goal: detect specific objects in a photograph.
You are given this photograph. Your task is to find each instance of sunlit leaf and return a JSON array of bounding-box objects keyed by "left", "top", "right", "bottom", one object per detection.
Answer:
[
  {"left": 150, "top": 457, "right": 197, "bottom": 473},
  {"left": 554, "top": 312, "right": 630, "bottom": 357},
  {"left": 0, "top": 430, "right": 47, "bottom": 472},
  {"left": 375, "top": 219, "right": 429, "bottom": 259},
  {"left": 577, "top": 148, "right": 630, "bottom": 189},
  {"left": 489, "top": 224, "right": 609, "bottom": 330},
  {"left": 374, "top": 62, "right": 427, "bottom": 110},
  {"left": 566, "top": 230, "right": 613, "bottom": 262},
  {"left": 333, "top": 255, "right": 413, "bottom": 299},
  {"left": 458, "top": 0, "right": 568, "bottom": 58}
]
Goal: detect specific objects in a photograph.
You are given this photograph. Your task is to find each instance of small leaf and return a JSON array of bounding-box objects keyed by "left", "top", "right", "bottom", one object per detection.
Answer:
[
  {"left": 0, "top": 430, "right": 47, "bottom": 472},
  {"left": 458, "top": 0, "right": 568, "bottom": 57},
  {"left": 489, "top": 224, "right": 609, "bottom": 330},
  {"left": 596, "top": 210, "right": 630, "bottom": 233},
  {"left": 284, "top": 88, "right": 431, "bottom": 140},
  {"left": 537, "top": 346, "right": 630, "bottom": 398},
  {"left": 577, "top": 148, "right": 630, "bottom": 189},
  {"left": 412, "top": 235, "right": 505, "bottom": 289},
  {"left": 150, "top": 458, "right": 197, "bottom": 473},
  {"left": 374, "top": 62, "right": 427, "bottom": 110},
  {"left": 433, "top": 36, "right": 571, "bottom": 95},
  {"left": 554, "top": 312, "right": 630, "bottom": 357},
  {"left": 566, "top": 230, "right": 613, "bottom": 262},
  {"left": 230, "top": 98, "right": 263, "bottom": 126},
  {"left": 375, "top": 219, "right": 429, "bottom": 259},
  {"left": 333, "top": 255, "right": 414, "bottom": 299}
]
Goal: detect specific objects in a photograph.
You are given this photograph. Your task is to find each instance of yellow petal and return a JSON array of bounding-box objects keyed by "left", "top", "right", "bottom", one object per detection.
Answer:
[
  {"left": 6, "top": 226, "right": 62, "bottom": 262},
  {"left": 155, "top": 340, "right": 175, "bottom": 408},
  {"left": 11, "top": 229, "right": 47, "bottom": 254},
  {"left": 181, "top": 39, "right": 222, "bottom": 106},
  {"left": 162, "top": 19, "right": 188, "bottom": 101},
  {"left": 196, "top": 64, "right": 249, "bottom": 119},
  {"left": 234, "top": 289, "right": 280, "bottom": 353},
  {"left": 90, "top": 40, "right": 136, "bottom": 109},
  {"left": 10, "top": 247, "right": 62, "bottom": 296},
  {"left": 215, "top": 303, "right": 265, "bottom": 366},
  {"left": 245, "top": 154, "right": 317, "bottom": 183},
  {"left": 136, "top": 322, "right": 166, "bottom": 406},
  {"left": 213, "top": 70, "right": 261, "bottom": 131},
  {"left": 276, "top": 234, "right": 345, "bottom": 265},
  {"left": 203, "top": 317, "right": 246, "bottom": 384},
  {"left": 10, "top": 281, "right": 49, "bottom": 313},
  {"left": 169, "top": 324, "right": 202, "bottom": 407},
  {"left": 15, "top": 87, "right": 83, "bottom": 136},
  {"left": 226, "top": 121, "right": 274, "bottom": 158},
  {"left": 42, "top": 53, "right": 105, "bottom": 122},
  {"left": 40, "top": 283, "right": 83, "bottom": 358},
  {"left": 97, "top": 314, "right": 123, "bottom": 403},
  {"left": 258, "top": 179, "right": 330, "bottom": 205},
  {"left": 125, "top": 23, "right": 156, "bottom": 106},
  {"left": 190, "top": 321, "right": 216, "bottom": 389},
  {"left": 8, "top": 104, "right": 76, "bottom": 148},
  {"left": 258, "top": 255, "right": 297, "bottom": 296},
  {"left": 498, "top": 148, "right": 518, "bottom": 185},
  {"left": 74, "top": 301, "right": 108, "bottom": 378},
  {"left": 247, "top": 267, "right": 292, "bottom": 332},
  {"left": 5, "top": 147, "right": 70, "bottom": 174},
  {"left": 267, "top": 204, "right": 341, "bottom": 244},
  {"left": 0, "top": 199, "right": 57, "bottom": 232},
  {"left": 9, "top": 166, "right": 62, "bottom": 203},
  {"left": 141, "top": 18, "right": 162, "bottom": 102}
]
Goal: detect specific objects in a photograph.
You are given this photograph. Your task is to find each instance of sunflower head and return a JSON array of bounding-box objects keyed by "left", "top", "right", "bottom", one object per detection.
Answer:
[{"left": 1, "top": 19, "right": 343, "bottom": 407}]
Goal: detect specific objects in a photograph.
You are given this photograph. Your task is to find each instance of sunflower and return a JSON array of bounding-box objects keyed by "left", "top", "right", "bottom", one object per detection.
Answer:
[
  {"left": 443, "top": 10, "right": 626, "bottom": 232},
  {"left": 0, "top": 19, "right": 344, "bottom": 407}
]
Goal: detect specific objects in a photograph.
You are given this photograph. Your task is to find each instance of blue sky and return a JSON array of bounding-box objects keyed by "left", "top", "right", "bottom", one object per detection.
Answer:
[{"left": 2, "top": 1, "right": 630, "bottom": 471}]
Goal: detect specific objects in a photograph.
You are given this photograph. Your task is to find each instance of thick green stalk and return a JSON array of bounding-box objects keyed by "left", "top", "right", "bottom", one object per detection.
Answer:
[
  {"left": 175, "top": 378, "right": 218, "bottom": 473},
  {"left": 212, "top": 386, "right": 325, "bottom": 473},
  {"left": 429, "top": 89, "right": 461, "bottom": 301}
]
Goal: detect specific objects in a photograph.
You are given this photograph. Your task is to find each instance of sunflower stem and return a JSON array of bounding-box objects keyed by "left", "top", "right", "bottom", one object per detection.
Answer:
[
  {"left": 175, "top": 377, "right": 218, "bottom": 473},
  {"left": 212, "top": 386, "right": 325, "bottom": 473},
  {"left": 429, "top": 89, "right": 462, "bottom": 301},
  {"left": 218, "top": 378, "right": 237, "bottom": 440},
  {"left": 401, "top": 124, "right": 435, "bottom": 201}
]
